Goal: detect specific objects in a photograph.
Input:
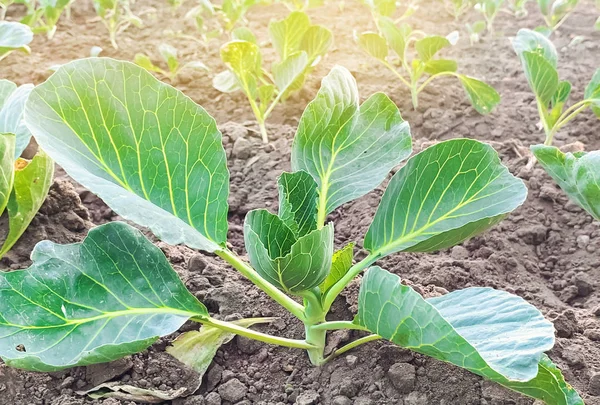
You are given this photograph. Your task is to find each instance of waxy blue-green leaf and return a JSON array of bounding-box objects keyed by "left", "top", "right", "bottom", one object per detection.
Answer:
[
  {"left": 365, "top": 139, "right": 527, "bottom": 257},
  {"left": 0, "top": 133, "right": 15, "bottom": 216},
  {"left": 244, "top": 209, "right": 333, "bottom": 294},
  {"left": 356, "top": 32, "right": 388, "bottom": 62},
  {"left": 512, "top": 29, "right": 557, "bottom": 66},
  {"left": 25, "top": 58, "right": 230, "bottom": 253},
  {"left": 213, "top": 70, "right": 242, "bottom": 93},
  {"left": 319, "top": 242, "right": 354, "bottom": 294},
  {"left": 584, "top": 68, "right": 600, "bottom": 117},
  {"left": 0, "top": 21, "right": 33, "bottom": 61},
  {"left": 0, "top": 221, "right": 209, "bottom": 372},
  {"left": 457, "top": 75, "right": 501, "bottom": 114},
  {"left": 0, "top": 80, "right": 34, "bottom": 158},
  {"left": 356, "top": 266, "right": 583, "bottom": 405},
  {"left": 0, "top": 151, "right": 54, "bottom": 258},
  {"left": 278, "top": 171, "right": 318, "bottom": 238},
  {"left": 532, "top": 145, "right": 600, "bottom": 220},
  {"left": 415, "top": 35, "right": 451, "bottom": 63},
  {"left": 291, "top": 66, "right": 412, "bottom": 219}
]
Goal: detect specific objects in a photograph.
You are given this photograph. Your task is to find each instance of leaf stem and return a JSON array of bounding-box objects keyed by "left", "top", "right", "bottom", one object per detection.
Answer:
[
  {"left": 330, "top": 334, "right": 380, "bottom": 357},
  {"left": 216, "top": 248, "right": 307, "bottom": 322},
  {"left": 416, "top": 71, "right": 456, "bottom": 94},
  {"left": 311, "top": 321, "right": 368, "bottom": 331},
  {"left": 198, "top": 317, "right": 316, "bottom": 349},
  {"left": 544, "top": 99, "right": 590, "bottom": 145},
  {"left": 382, "top": 61, "right": 412, "bottom": 89},
  {"left": 322, "top": 252, "right": 381, "bottom": 312}
]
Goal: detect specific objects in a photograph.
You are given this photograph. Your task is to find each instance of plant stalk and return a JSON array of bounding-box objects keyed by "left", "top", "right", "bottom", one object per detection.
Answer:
[
  {"left": 331, "top": 334, "right": 380, "bottom": 357},
  {"left": 302, "top": 289, "right": 328, "bottom": 366},
  {"left": 216, "top": 248, "right": 306, "bottom": 321},
  {"left": 199, "top": 317, "right": 316, "bottom": 349}
]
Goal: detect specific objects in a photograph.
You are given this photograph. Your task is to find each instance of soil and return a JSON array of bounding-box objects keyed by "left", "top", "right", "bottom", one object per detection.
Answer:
[{"left": 2, "top": 0, "right": 600, "bottom": 404}]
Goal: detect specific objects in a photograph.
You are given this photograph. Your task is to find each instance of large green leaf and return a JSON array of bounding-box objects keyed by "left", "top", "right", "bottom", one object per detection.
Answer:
[
  {"left": 415, "top": 35, "right": 451, "bottom": 63},
  {"left": 532, "top": 145, "right": 600, "bottom": 220},
  {"left": 291, "top": 66, "right": 412, "bottom": 219},
  {"left": 364, "top": 139, "right": 527, "bottom": 257},
  {"left": 278, "top": 170, "right": 318, "bottom": 238},
  {"left": 0, "top": 80, "right": 34, "bottom": 158},
  {"left": 269, "top": 11, "right": 310, "bottom": 60},
  {"left": 0, "top": 221, "right": 209, "bottom": 372},
  {"left": 357, "top": 32, "right": 388, "bottom": 62},
  {"left": 0, "top": 21, "right": 33, "bottom": 60},
  {"left": 24, "top": 58, "right": 230, "bottom": 253},
  {"left": 0, "top": 151, "right": 54, "bottom": 258},
  {"left": 244, "top": 209, "right": 333, "bottom": 294},
  {"left": 0, "top": 133, "right": 15, "bottom": 216},
  {"left": 457, "top": 75, "right": 501, "bottom": 114},
  {"left": 356, "top": 266, "right": 583, "bottom": 405},
  {"left": 424, "top": 59, "right": 457, "bottom": 75}
]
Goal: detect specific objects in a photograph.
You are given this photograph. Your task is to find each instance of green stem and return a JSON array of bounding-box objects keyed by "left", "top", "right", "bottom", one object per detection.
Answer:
[
  {"left": 303, "top": 289, "right": 327, "bottom": 365},
  {"left": 544, "top": 100, "right": 590, "bottom": 145},
  {"left": 258, "top": 120, "right": 268, "bottom": 144},
  {"left": 199, "top": 317, "right": 316, "bottom": 349},
  {"left": 330, "top": 334, "right": 380, "bottom": 357},
  {"left": 416, "top": 71, "right": 456, "bottom": 94},
  {"left": 322, "top": 253, "right": 381, "bottom": 312},
  {"left": 382, "top": 61, "right": 412, "bottom": 89},
  {"left": 216, "top": 248, "right": 306, "bottom": 322},
  {"left": 312, "top": 321, "right": 368, "bottom": 331}
]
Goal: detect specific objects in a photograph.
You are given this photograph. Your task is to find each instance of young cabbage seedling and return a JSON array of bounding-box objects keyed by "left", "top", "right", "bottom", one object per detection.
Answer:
[
  {"left": 537, "top": 0, "right": 578, "bottom": 32},
  {"left": 135, "top": 44, "right": 209, "bottom": 82},
  {"left": 474, "top": 0, "right": 504, "bottom": 35},
  {"left": 11, "top": 57, "right": 583, "bottom": 405},
  {"left": 446, "top": 0, "right": 472, "bottom": 20},
  {"left": 362, "top": 0, "right": 418, "bottom": 23},
  {"left": 466, "top": 20, "right": 486, "bottom": 45},
  {"left": 512, "top": 29, "right": 600, "bottom": 147},
  {"left": 171, "top": 0, "right": 222, "bottom": 48},
  {"left": 214, "top": 11, "right": 332, "bottom": 143},
  {"left": 93, "top": 0, "right": 143, "bottom": 49},
  {"left": 356, "top": 19, "right": 500, "bottom": 112},
  {"left": 0, "top": 80, "right": 53, "bottom": 259},
  {"left": 0, "top": 21, "right": 33, "bottom": 62}
]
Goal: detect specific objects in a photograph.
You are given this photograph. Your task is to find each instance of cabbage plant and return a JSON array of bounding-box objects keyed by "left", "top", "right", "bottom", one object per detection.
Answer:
[
  {"left": 512, "top": 29, "right": 600, "bottom": 146},
  {"left": 357, "top": 20, "right": 500, "bottom": 112},
  {"left": 5, "top": 57, "right": 582, "bottom": 405},
  {"left": 537, "top": 0, "right": 578, "bottom": 31},
  {"left": 135, "top": 43, "right": 208, "bottom": 82},
  {"left": 214, "top": 11, "right": 332, "bottom": 142},
  {"left": 0, "top": 80, "right": 53, "bottom": 259},
  {"left": 93, "top": 0, "right": 142, "bottom": 49},
  {"left": 3, "top": 0, "right": 72, "bottom": 38},
  {"left": 532, "top": 146, "right": 600, "bottom": 221},
  {"left": 474, "top": 0, "right": 504, "bottom": 35},
  {"left": 0, "top": 21, "right": 33, "bottom": 62}
]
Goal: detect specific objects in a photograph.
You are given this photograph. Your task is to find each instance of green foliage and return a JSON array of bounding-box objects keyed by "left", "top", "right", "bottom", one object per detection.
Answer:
[
  {"left": 0, "top": 79, "right": 53, "bottom": 259},
  {"left": 445, "top": 0, "right": 473, "bottom": 19},
  {"left": 474, "top": 0, "right": 504, "bottom": 34},
  {"left": 356, "top": 20, "right": 500, "bottom": 112},
  {"left": 0, "top": 21, "right": 33, "bottom": 61},
  {"left": 537, "top": 0, "right": 578, "bottom": 31},
  {"left": 18, "top": 59, "right": 583, "bottom": 404},
  {"left": 512, "top": 29, "right": 600, "bottom": 145},
  {"left": 215, "top": 11, "right": 332, "bottom": 142},
  {"left": 532, "top": 145, "right": 600, "bottom": 220},
  {"left": 93, "top": 0, "right": 142, "bottom": 49},
  {"left": 2, "top": 0, "right": 72, "bottom": 39},
  {"left": 362, "top": 0, "right": 417, "bottom": 22},
  {"left": 135, "top": 43, "right": 208, "bottom": 82},
  {"left": 466, "top": 20, "right": 486, "bottom": 45}
]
